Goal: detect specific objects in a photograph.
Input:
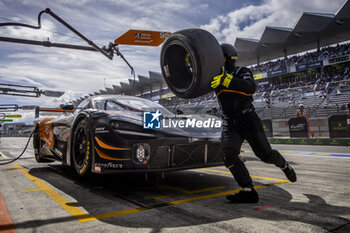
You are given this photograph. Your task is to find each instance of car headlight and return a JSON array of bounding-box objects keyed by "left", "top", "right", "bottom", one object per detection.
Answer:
[
  {"left": 136, "top": 145, "right": 146, "bottom": 161},
  {"left": 110, "top": 121, "right": 120, "bottom": 129},
  {"left": 132, "top": 143, "right": 150, "bottom": 164},
  {"left": 110, "top": 121, "right": 141, "bottom": 131}
]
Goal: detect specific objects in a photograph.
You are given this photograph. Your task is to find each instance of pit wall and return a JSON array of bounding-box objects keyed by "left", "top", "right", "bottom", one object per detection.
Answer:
[
  {"left": 270, "top": 118, "right": 350, "bottom": 146},
  {"left": 272, "top": 118, "right": 330, "bottom": 138}
]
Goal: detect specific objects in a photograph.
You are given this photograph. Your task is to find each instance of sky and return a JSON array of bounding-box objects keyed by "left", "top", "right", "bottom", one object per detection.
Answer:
[{"left": 0, "top": 0, "right": 347, "bottom": 124}]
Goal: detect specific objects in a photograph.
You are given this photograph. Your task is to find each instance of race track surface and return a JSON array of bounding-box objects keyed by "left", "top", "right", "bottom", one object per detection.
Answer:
[{"left": 1, "top": 137, "right": 349, "bottom": 233}]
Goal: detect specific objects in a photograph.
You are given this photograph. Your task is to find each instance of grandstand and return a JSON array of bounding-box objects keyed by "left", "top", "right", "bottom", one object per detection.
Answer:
[{"left": 70, "top": 1, "right": 350, "bottom": 137}]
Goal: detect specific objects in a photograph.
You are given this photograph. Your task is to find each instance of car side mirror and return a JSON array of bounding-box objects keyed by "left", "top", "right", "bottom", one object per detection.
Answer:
[
  {"left": 61, "top": 104, "right": 74, "bottom": 110},
  {"left": 176, "top": 109, "right": 184, "bottom": 115}
]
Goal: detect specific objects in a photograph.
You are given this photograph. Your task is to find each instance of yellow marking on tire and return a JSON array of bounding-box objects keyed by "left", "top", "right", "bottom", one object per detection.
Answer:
[
  {"left": 13, "top": 164, "right": 97, "bottom": 222},
  {"left": 199, "top": 168, "right": 290, "bottom": 182}
]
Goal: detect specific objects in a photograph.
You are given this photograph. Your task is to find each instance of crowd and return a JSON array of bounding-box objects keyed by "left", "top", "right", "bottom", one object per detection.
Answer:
[
  {"left": 255, "top": 64, "right": 350, "bottom": 94},
  {"left": 159, "top": 63, "right": 350, "bottom": 111},
  {"left": 250, "top": 58, "right": 288, "bottom": 73},
  {"left": 155, "top": 43, "right": 350, "bottom": 113},
  {"left": 250, "top": 42, "right": 350, "bottom": 74},
  {"left": 160, "top": 92, "right": 216, "bottom": 108}
]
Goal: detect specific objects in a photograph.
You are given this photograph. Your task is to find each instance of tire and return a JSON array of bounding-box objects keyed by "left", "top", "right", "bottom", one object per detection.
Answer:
[
  {"left": 160, "top": 28, "right": 224, "bottom": 99},
  {"left": 72, "top": 119, "right": 92, "bottom": 177},
  {"left": 33, "top": 128, "right": 53, "bottom": 163}
]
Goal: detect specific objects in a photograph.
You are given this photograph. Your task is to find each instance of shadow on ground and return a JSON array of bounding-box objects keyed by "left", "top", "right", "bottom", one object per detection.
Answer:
[{"left": 1, "top": 165, "right": 348, "bottom": 232}]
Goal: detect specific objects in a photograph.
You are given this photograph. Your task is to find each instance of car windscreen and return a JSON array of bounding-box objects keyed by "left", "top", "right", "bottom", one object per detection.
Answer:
[{"left": 106, "top": 97, "right": 174, "bottom": 116}]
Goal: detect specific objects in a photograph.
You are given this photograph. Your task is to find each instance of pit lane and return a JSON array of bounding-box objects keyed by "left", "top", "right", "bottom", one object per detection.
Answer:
[{"left": 1, "top": 137, "right": 350, "bottom": 233}]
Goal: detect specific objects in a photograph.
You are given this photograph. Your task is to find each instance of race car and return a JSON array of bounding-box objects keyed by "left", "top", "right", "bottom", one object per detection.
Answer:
[{"left": 33, "top": 95, "right": 223, "bottom": 176}]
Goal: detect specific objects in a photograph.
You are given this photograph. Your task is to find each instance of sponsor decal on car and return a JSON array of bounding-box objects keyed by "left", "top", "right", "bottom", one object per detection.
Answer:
[
  {"left": 95, "top": 127, "right": 109, "bottom": 134},
  {"left": 94, "top": 163, "right": 123, "bottom": 169},
  {"left": 53, "top": 148, "right": 63, "bottom": 156}
]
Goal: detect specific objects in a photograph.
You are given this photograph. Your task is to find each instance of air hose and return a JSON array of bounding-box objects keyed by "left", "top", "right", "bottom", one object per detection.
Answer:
[{"left": 0, "top": 130, "right": 34, "bottom": 165}]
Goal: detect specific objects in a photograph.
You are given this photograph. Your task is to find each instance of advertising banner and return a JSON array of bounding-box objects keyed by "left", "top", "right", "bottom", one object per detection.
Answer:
[
  {"left": 328, "top": 55, "right": 349, "bottom": 65},
  {"left": 295, "top": 61, "right": 323, "bottom": 72},
  {"left": 267, "top": 69, "right": 287, "bottom": 77},
  {"left": 268, "top": 138, "right": 350, "bottom": 146},
  {"left": 261, "top": 119, "right": 273, "bottom": 138},
  {"left": 162, "top": 93, "right": 176, "bottom": 99},
  {"left": 288, "top": 117, "right": 309, "bottom": 138},
  {"left": 253, "top": 73, "right": 263, "bottom": 80},
  {"left": 328, "top": 115, "right": 350, "bottom": 138}
]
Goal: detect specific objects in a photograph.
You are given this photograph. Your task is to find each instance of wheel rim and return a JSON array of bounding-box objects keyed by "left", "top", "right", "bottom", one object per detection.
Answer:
[
  {"left": 162, "top": 41, "right": 196, "bottom": 93},
  {"left": 74, "top": 127, "right": 88, "bottom": 167}
]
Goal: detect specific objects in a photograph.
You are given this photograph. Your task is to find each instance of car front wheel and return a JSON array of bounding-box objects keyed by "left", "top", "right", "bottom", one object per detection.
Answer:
[{"left": 72, "top": 119, "right": 92, "bottom": 176}]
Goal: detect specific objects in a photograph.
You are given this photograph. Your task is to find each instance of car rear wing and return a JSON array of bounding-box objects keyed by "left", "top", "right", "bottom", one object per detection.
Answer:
[{"left": 35, "top": 107, "right": 74, "bottom": 118}]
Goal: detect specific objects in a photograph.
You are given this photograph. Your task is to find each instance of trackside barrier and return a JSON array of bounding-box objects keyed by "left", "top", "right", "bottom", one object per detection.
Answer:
[
  {"left": 268, "top": 138, "right": 350, "bottom": 146},
  {"left": 261, "top": 119, "right": 273, "bottom": 138},
  {"left": 288, "top": 117, "right": 309, "bottom": 138},
  {"left": 328, "top": 114, "right": 350, "bottom": 138}
]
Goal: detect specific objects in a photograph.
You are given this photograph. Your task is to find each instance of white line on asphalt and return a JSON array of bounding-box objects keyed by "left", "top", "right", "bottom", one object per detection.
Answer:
[
  {"left": 281, "top": 152, "right": 350, "bottom": 159},
  {"left": 243, "top": 149, "right": 350, "bottom": 159},
  {"left": 0, "top": 151, "right": 9, "bottom": 159}
]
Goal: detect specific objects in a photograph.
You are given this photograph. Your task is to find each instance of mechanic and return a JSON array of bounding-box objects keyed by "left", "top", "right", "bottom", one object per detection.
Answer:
[{"left": 211, "top": 43, "right": 297, "bottom": 203}]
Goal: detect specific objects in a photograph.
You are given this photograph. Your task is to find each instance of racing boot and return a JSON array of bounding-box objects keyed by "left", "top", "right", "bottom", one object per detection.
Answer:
[
  {"left": 226, "top": 187, "right": 259, "bottom": 203},
  {"left": 281, "top": 162, "right": 297, "bottom": 182}
]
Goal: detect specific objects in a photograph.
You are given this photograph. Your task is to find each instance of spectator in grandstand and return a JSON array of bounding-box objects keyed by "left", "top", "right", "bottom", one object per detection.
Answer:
[
  {"left": 296, "top": 103, "right": 307, "bottom": 118},
  {"left": 210, "top": 43, "right": 296, "bottom": 204},
  {"left": 296, "top": 104, "right": 314, "bottom": 137}
]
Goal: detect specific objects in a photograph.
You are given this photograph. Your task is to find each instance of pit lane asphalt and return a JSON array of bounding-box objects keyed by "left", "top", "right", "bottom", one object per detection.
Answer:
[{"left": 0, "top": 137, "right": 349, "bottom": 233}]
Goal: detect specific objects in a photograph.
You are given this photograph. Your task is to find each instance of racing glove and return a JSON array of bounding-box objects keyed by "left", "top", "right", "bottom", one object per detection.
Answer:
[{"left": 211, "top": 66, "right": 233, "bottom": 89}]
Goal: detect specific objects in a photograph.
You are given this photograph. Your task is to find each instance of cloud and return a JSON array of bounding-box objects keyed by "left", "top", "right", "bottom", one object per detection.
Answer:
[
  {"left": 1, "top": 0, "right": 346, "bottom": 110},
  {"left": 0, "top": 0, "right": 204, "bottom": 108},
  {"left": 201, "top": 0, "right": 346, "bottom": 44},
  {"left": 1, "top": 19, "right": 55, "bottom": 41}
]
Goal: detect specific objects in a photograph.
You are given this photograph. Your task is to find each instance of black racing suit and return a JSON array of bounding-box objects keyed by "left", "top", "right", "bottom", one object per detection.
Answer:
[{"left": 216, "top": 66, "right": 286, "bottom": 188}]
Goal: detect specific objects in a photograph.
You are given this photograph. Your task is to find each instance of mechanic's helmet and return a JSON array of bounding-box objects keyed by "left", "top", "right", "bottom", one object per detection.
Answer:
[
  {"left": 221, "top": 43, "right": 238, "bottom": 60},
  {"left": 221, "top": 43, "right": 238, "bottom": 70}
]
